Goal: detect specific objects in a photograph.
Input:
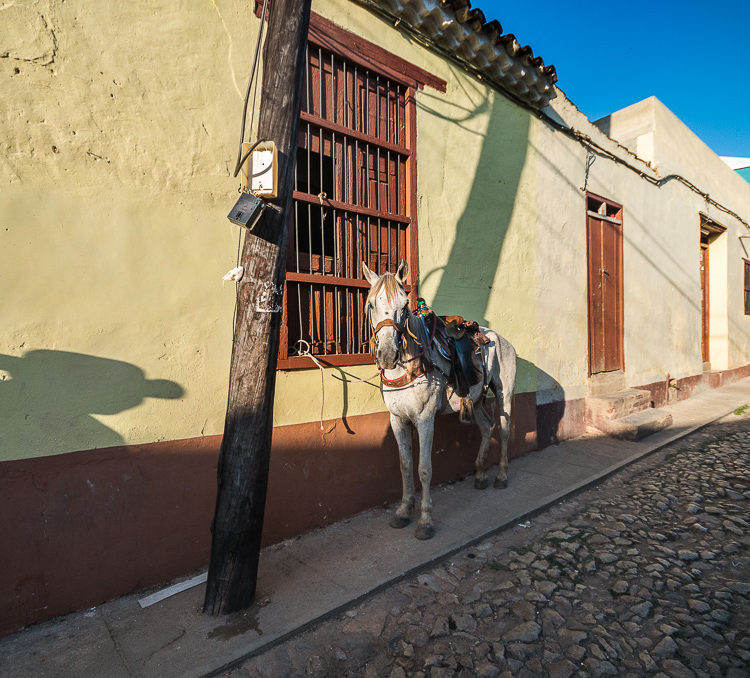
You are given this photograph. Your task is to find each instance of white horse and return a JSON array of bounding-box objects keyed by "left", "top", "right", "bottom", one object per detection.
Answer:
[{"left": 363, "top": 261, "right": 517, "bottom": 540}]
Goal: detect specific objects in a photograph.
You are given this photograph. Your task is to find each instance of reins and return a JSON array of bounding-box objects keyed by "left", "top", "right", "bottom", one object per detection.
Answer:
[{"left": 377, "top": 310, "right": 439, "bottom": 389}]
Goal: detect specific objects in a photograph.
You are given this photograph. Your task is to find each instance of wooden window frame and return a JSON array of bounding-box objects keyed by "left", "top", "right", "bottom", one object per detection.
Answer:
[
  {"left": 744, "top": 259, "right": 750, "bottom": 315},
  {"left": 270, "top": 14, "right": 444, "bottom": 370}
]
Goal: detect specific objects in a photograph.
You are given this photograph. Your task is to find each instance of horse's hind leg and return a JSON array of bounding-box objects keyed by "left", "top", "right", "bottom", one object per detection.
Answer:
[
  {"left": 473, "top": 401, "right": 494, "bottom": 490},
  {"left": 389, "top": 413, "right": 415, "bottom": 528},
  {"left": 494, "top": 390, "right": 512, "bottom": 489}
]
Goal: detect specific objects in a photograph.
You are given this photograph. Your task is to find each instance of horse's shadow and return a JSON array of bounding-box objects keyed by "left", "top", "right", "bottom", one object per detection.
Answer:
[
  {"left": 518, "top": 357, "right": 568, "bottom": 450},
  {"left": 0, "top": 350, "right": 184, "bottom": 458}
]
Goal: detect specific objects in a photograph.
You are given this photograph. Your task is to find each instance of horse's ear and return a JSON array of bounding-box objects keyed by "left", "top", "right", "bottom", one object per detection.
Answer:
[
  {"left": 362, "top": 262, "right": 378, "bottom": 286},
  {"left": 396, "top": 259, "right": 408, "bottom": 286}
]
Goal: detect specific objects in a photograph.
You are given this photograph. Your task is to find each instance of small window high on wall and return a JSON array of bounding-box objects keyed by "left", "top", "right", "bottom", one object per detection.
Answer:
[{"left": 744, "top": 260, "right": 750, "bottom": 315}]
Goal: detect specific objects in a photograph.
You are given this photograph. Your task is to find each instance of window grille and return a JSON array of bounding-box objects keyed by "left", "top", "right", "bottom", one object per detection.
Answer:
[{"left": 278, "top": 36, "right": 417, "bottom": 368}]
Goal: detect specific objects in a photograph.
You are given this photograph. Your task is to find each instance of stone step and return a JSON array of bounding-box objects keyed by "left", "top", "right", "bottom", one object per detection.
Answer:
[
  {"left": 594, "top": 408, "right": 673, "bottom": 441},
  {"left": 586, "top": 388, "right": 652, "bottom": 428}
]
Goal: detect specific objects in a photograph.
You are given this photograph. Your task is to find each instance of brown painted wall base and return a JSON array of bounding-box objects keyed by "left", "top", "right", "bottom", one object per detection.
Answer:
[
  {"left": 636, "top": 364, "right": 750, "bottom": 409},
  {"left": 2, "top": 362, "right": 746, "bottom": 636}
]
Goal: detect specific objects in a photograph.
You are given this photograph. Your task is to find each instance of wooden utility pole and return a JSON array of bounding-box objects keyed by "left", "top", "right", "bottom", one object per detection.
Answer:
[{"left": 203, "top": 0, "right": 312, "bottom": 616}]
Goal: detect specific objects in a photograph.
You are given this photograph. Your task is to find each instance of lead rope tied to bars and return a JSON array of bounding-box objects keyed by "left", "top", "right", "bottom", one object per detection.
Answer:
[
  {"left": 292, "top": 339, "right": 382, "bottom": 442},
  {"left": 293, "top": 339, "right": 336, "bottom": 437}
]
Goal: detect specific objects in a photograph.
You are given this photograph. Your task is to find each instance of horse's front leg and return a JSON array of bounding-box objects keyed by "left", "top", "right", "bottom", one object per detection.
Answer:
[
  {"left": 414, "top": 417, "right": 436, "bottom": 540},
  {"left": 389, "top": 413, "right": 415, "bottom": 528}
]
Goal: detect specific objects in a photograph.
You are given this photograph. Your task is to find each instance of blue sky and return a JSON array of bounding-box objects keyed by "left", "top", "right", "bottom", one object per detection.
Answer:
[{"left": 478, "top": 0, "right": 750, "bottom": 157}]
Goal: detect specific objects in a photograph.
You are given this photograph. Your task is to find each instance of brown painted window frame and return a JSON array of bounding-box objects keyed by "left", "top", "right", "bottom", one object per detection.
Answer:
[
  {"left": 261, "top": 10, "right": 445, "bottom": 370},
  {"left": 744, "top": 259, "right": 750, "bottom": 315},
  {"left": 586, "top": 192, "right": 625, "bottom": 376}
]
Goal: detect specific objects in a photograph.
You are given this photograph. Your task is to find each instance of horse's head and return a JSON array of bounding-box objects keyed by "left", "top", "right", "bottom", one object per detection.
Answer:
[{"left": 363, "top": 260, "right": 409, "bottom": 370}]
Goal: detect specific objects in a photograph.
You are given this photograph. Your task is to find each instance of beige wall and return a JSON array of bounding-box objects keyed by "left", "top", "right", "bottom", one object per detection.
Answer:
[
  {"left": 598, "top": 97, "right": 750, "bottom": 378},
  {"left": 2, "top": 0, "right": 749, "bottom": 463}
]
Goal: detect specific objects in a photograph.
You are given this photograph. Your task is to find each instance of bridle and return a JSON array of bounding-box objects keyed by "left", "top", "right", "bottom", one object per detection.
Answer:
[{"left": 369, "top": 306, "right": 440, "bottom": 388}]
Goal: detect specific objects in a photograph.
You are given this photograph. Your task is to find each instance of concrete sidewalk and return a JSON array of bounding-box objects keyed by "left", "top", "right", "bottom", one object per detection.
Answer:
[{"left": 2, "top": 379, "right": 750, "bottom": 678}]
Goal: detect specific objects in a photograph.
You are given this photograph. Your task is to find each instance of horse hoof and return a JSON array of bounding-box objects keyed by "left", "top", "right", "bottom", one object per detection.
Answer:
[
  {"left": 474, "top": 477, "right": 490, "bottom": 490},
  {"left": 390, "top": 515, "right": 410, "bottom": 529},
  {"left": 415, "top": 524, "right": 435, "bottom": 540},
  {"left": 494, "top": 478, "right": 508, "bottom": 489}
]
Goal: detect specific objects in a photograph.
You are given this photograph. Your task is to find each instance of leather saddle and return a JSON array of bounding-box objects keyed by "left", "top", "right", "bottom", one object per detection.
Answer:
[{"left": 414, "top": 301, "right": 485, "bottom": 398}]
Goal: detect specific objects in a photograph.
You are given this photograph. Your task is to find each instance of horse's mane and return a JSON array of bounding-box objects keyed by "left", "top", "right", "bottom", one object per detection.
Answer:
[{"left": 364, "top": 272, "right": 402, "bottom": 311}]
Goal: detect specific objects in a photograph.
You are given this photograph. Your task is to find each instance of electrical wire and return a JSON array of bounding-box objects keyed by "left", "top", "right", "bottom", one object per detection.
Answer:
[
  {"left": 353, "top": 0, "right": 750, "bottom": 231},
  {"left": 231, "top": 0, "right": 271, "bottom": 336},
  {"left": 232, "top": 0, "right": 271, "bottom": 178}
]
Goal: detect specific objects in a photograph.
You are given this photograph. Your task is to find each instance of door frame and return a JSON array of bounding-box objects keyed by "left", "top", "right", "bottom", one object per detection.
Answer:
[
  {"left": 699, "top": 213, "right": 726, "bottom": 369},
  {"left": 586, "top": 192, "right": 624, "bottom": 376}
]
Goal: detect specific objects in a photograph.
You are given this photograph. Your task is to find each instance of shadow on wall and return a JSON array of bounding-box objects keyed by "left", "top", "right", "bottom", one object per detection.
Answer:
[
  {"left": 0, "top": 350, "right": 184, "bottom": 459},
  {"left": 516, "top": 357, "right": 568, "bottom": 449},
  {"left": 421, "top": 84, "right": 531, "bottom": 326}
]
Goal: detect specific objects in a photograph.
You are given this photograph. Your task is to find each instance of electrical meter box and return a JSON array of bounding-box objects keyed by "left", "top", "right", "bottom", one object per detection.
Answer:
[{"left": 241, "top": 141, "right": 278, "bottom": 199}]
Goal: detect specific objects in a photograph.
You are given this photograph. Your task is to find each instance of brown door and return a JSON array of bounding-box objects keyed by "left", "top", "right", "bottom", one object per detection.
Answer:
[
  {"left": 587, "top": 197, "right": 624, "bottom": 374},
  {"left": 700, "top": 243, "right": 709, "bottom": 364}
]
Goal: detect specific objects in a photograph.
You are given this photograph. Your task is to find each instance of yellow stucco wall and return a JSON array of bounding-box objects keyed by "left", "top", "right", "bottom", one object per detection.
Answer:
[
  {"left": 1, "top": 0, "right": 250, "bottom": 459},
  {"left": 2, "top": 1, "right": 749, "bottom": 462},
  {"left": 0, "top": 0, "right": 539, "bottom": 460}
]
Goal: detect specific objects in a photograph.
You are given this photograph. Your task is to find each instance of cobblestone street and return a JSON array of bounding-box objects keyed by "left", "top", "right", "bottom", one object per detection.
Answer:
[{"left": 230, "top": 415, "right": 750, "bottom": 678}]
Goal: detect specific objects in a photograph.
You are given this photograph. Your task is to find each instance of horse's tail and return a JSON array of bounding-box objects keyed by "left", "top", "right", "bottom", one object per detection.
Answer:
[{"left": 459, "top": 394, "right": 474, "bottom": 424}]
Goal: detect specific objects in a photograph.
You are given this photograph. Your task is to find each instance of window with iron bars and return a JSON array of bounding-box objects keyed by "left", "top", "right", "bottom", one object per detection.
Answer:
[{"left": 278, "top": 23, "right": 419, "bottom": 369}]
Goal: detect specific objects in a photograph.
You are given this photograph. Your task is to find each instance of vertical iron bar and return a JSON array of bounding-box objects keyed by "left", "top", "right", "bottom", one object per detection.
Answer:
[
  {"left": 376, "top": 146, "right": 381, "bottom": 211},
  {"left": 396, "top": 156, "right": 400, "bottom": 215},
  {"left": 320, "top": 201, "right": 325, "bottom": 275},
  {"left": 357, "top": 287, "right": 362, "bottom": 354},
  {"left": 386, "top": 80, "right": 391, "bottom": 143},
  {"left": 396, "top": 85, "right": 400, "bottom": 145},
  {"left": 346, "top": 285, "right": 350, "bottom": 353},
  {"left": 366, "top": 144, "right": 370, "bottom": 207},
  {"left": 355, "top": 139, "right": 359, "bottom": 206},
  {"left": 322, "top": 283, "right": 327, "bottom": 355},
  {"left": 365, "top": 71, "right": 370, "bottom": 209},
  {"left": 297, "top": 284, "right": 303, "bottom": 351},
  {"left": 294, "top": 201, "right": 300, "bottom": 273},
  {"left": 305, "top": 44, "right": 310, "bottom": 114},
  {"left": 307, "top": 203, "right": 313, "bottom": 274},
  {"left": 377, "top": 217, "right": 381, "bottom": 273},
  {"left": 331, "top": 53, "right": 335, "bottom": 125},
  {"left": 396, "top": 223, "right": 401, "bottom": 266},
  {"left": 366, "top": 216, "right": 371, "bottom": 274},
  {"left": 354, "top": 66, "right": 359, "bottom": 206},
  {"left": 343, "top": 61, "right": 348, "bottom": 128},
  {"left": 335, "top": 285, "right": 340, "bottom": 354},
  {"left": 318, "top": 47, "right": 323, "bottom": 119},
  {"left": 307, "top": 123, "right": 311, "bottom": 194},
  {"left": 354, "top": 66, "right": 359, "bottom": 133},
  {"left": 387, "top": 219, "right": 391, "bottom": 272},
  {"left": 376, "top": 75, "right": 380, "bottom": 140},
  {"left": 387, "top": 150, "right": 391, "bottom": 213}
]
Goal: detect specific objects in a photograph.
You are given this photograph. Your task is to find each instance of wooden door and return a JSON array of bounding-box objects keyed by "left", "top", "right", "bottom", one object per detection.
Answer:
[
  {"left": 700, "top": 243, "right": 709, "bottom": 364},
  {"left": 587, "top": 197, "right": 624, "bottom": 374}
]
